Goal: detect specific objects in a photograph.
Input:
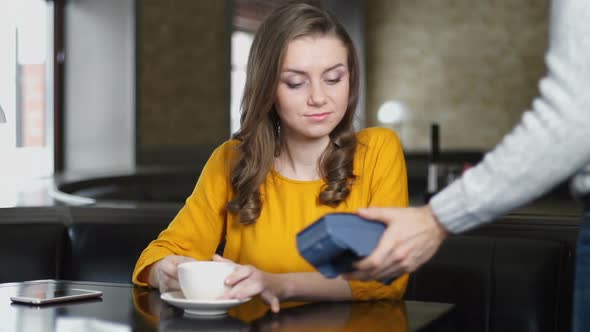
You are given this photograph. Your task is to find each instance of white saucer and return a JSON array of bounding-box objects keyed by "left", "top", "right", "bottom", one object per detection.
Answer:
[{"left": 160, "top": 291, "right": 251, "bottom": 316}]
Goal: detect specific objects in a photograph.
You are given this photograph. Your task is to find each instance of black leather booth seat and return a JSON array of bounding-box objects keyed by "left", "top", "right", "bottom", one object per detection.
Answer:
[
  {"left": 0, "top": 207, "right": 69, "bottom": 283},
  {"left": 0, "top": 206, "right": 579, "bottom": 332},
  {"left": 0, "top": 206, "right": 177, "bottom": 284},
  {"left": 63, "top": 207, "right": 178, "bottom": 283},
  {"left": 406, "top": 236, "right": 567, "bottom": 332}
]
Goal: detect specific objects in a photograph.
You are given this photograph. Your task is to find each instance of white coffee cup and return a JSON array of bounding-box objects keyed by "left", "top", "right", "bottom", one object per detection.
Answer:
[{"left": 177, "top": 261, "right": 235, "bottom": 301}]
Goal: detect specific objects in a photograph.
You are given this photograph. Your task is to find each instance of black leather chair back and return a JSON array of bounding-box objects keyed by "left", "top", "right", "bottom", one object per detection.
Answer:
[
  {"left": 0, "top": 208, "right": 68, "bottom": 283},
  {"left": 61, "top": 207, "right": 176, "bottom": 283},
  {"left": 63, "top": 222, "right": 166, "bottom": 283},
  {"left": 405, "top": 235, "right": 566, "bottom": 332}
]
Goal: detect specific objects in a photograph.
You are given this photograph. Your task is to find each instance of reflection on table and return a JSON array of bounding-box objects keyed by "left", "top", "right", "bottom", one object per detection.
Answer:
[
  {"left": 134, "top": 284, "right": 454, "bottom": 332},
  {"left": 1, "top": 280, "right": 454, "bottom": 332}
]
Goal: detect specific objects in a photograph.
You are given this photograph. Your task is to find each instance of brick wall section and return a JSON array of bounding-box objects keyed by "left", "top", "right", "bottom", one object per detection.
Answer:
[
  {"left": 138, "top": 0, "right": 229, "bottom": 149},
  {"left": 365, "top": 0, "right": 549, "bottom": 150}
]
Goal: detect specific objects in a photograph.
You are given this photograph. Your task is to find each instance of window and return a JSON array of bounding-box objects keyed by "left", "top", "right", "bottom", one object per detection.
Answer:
[
  {"left": 0, "top": 0, "right": 54, "bottom": 180},
  {"left": 230, "top": 31, "right": 254, "bottom": 135},
  {"left": 231, "top": 0, "right": 276, "bottom": 135}
]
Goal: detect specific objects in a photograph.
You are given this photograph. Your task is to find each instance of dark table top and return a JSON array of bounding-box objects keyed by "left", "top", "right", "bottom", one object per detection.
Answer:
[{"left": 0, "top": 280, "right": 455, "bottom": 332}]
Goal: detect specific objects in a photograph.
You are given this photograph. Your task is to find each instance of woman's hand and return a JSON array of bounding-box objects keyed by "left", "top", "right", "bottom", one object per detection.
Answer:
[
  {"left": 213, "top": 254, "right": 285, "bottom": 313},
  {"left": 148, "top": 255, "right": 196, "bottom": 293}
]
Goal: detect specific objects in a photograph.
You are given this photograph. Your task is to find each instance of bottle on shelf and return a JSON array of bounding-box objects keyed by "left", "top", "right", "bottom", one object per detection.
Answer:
[{"left": 425, "top": 123, "right": 440, "bottom": 203}]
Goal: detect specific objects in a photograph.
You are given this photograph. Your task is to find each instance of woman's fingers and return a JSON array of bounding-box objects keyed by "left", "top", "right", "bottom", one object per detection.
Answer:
[
  {"left": 212, "top": 254, "right": 233, "bottom": 263},
  {"left": 158, "top": 268, "right": 181, "bottom": 292},
  {"left": 217, "top": 263, "right": 254, "bottom": 299},
  {"left": 156, "top": 255, "right": 196, "bottom": 292},
  {"left": 225, "top": 265, "right": 253, "bottom": 286},
  {"left": 261, "top": 290, "right": 280, "bottom": 313},
  {"left": 227, "top": 277, "right": 263, "bottom": 300},
  {"left": 217, "top": 264, "right": 281, "bottom": 312}
]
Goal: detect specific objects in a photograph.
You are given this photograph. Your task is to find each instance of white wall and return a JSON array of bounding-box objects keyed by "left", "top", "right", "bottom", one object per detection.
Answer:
[
  {"left": 65, "top": 0, "right": 134, "bottom": 172},
  {"left": 322, "top": 0, "right": 366, "bottom": 128}
]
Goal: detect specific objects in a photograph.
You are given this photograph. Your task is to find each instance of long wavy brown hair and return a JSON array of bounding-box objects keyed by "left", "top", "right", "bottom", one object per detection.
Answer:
[{"left": 228, "top": 0, "right": 360, "bottom": 225}]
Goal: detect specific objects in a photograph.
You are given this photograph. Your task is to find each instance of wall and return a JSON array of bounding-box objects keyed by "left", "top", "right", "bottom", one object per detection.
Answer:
[
  {"left": 61, "top": 1, "right": 547, "bottom": 171},
  {"left": 365, "top": 0, "right": 550, "bottom": 151},
  {"left": 137, "top": 0, "right": 229, "bottom": 165},
  {"left": 64, "top": 0, "right": 135, "bottom": 171},
  {"left": 64, "top": 0, "right": 228, "bottom": 170}
]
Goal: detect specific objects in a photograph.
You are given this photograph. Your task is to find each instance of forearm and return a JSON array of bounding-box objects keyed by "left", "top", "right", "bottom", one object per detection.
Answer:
[{"left": 273, "top": 272, "right": 352, "bottom": 302}]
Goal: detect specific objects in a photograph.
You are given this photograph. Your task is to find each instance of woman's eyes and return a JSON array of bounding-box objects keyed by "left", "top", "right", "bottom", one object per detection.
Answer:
[
  {"left": 285, "top": 77, "right": 342, "bottom": 89},
  {"left": 325, "top": 77, "right": 342, "bottom": 85},
  {"left": 287, "top": 82, "right": 304, "bottom": 89}
]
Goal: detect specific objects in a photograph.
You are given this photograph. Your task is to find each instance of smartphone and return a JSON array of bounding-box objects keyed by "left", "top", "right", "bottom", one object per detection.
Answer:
[{"left": 10, "top": 287, "right": 103, "bottom": 305}]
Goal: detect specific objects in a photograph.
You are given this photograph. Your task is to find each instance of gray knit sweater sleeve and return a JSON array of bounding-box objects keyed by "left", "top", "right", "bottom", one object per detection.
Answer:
[{"left": 430, "top": 0, "right": 590, "bottom": 233}]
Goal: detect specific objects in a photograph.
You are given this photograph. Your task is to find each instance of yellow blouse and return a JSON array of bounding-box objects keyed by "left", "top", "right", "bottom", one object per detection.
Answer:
[{"left": 133, "top": 127, "right": 409, "bottom": 300}]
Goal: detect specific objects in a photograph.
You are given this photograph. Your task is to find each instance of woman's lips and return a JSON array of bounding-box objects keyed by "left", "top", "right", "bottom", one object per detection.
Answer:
[{"left": 305, "top": 112, "right": 331, "bottom": 121}]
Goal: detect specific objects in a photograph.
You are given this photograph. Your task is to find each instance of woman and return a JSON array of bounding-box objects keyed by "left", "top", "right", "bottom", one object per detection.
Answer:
[{"left": 133, "top": 1, "right": 409, "bottom": 313}]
